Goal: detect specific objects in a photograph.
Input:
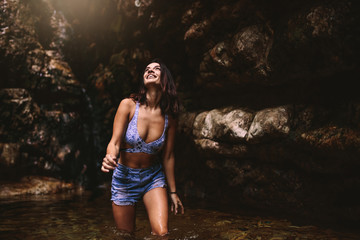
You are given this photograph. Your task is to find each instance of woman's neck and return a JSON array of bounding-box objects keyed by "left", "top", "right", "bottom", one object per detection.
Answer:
[{"left": 145, "top": 88, "right": 162, "bottom": 109}]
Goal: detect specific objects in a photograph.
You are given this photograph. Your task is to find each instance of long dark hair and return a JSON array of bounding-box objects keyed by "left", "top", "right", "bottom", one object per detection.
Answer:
[{"left": 130, "top": 59, "right": 179, "bottom": 117}]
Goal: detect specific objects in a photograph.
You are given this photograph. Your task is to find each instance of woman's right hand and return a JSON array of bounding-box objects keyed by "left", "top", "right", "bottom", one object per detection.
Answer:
[{"left": 101, "top": 154, "right": 118, "bottom": 172}]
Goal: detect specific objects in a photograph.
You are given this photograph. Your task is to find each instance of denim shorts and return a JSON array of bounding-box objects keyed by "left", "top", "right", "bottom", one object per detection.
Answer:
[{"left": 111, "top": 162, "right": 167, "bottom": 206}]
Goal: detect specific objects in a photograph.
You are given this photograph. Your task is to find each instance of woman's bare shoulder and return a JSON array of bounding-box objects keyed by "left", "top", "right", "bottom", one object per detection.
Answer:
[{"left": 117, "top": 98, "right": 136, "bottom": 113}]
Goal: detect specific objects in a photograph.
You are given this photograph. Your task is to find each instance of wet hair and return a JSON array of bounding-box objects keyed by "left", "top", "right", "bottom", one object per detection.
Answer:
[{"left": 130, "top": 59, "right": 179, "bottom": 117}]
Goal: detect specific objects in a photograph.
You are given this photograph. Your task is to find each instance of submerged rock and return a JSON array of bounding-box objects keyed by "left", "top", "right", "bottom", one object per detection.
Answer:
[{"left": 0, "top": 176, "right": 74, "bottom": 197}]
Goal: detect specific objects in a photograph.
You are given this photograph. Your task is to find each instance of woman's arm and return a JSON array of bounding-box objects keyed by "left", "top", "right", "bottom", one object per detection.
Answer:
[
  {"left": 162, "top": 116, "right": 184, "bottom": 214},
  {"left": 101, "top": 98, "right": 134, "bottom": 172}
]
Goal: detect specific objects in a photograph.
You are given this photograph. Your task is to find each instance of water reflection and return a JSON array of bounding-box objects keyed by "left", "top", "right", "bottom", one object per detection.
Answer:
[{"left": 0, "top": 190, "right": 358, "bottom": 240}]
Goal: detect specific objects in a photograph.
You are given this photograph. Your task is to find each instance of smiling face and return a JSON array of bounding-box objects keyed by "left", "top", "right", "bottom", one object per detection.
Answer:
[{"left": 143, "top": 62, "right": 161, "bottom": 87}]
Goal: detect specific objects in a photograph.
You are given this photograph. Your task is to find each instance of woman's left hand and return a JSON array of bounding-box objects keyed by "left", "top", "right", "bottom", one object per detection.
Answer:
[{"left": 170, "top": 193, "right": 184, "bottom": 215}]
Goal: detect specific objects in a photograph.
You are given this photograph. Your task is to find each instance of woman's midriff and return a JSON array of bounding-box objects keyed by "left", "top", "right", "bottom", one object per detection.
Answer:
[{"left": 119, "top": 151, "right": 159, "bottom": 169}]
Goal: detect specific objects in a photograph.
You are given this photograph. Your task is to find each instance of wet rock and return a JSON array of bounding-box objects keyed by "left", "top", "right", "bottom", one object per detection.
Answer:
[
  {"left": 209, "top": 41, "right": 233, "bottom": 68},
  {"left": 300, "top": 125, "right": 360, "bottom": 150},
  {"left": 0, "top": 176, "right": 74, "bottom": 197},
  {"left": 184, "top": 19, "right": 211, "bottom": 41},
  {"left": 26, "top": 48, "right": 84, "bottom": 109},
  {"left": 230, "top": 24, "right": 273, "bottom": 78},
  {"left": 181, "top": 1, "right": 203, "bottom": 26},
  {"left": 198, "top": 24, "right": 274, "bottom": 86},
  {"left": 116, "top": 0, "right": 137, "bottom": 18},
  {"left": 305, "top": 3, "right": 350, "bottom": 38},
  {"left": 192, "top": 107, "right": 254, "bottom": 142},
  {"left": 0, "top": 143, "right": 20, "bottom": 166},
  {"left": 41, "top": 111, "right": 83, "bottom": 166},
  {"left": 107, "top": 48, "right": 151, "bottom": 84},
  {"left": 0, "top": 88, "right": 40, "bottom": 142},
  {"left": 194, "top": 139, "right": 248, "bottom": 157},
  {"left": 177, "top": 112, "right": 197, "bottom": 135},
  {"left": 247, "top": 106, "right": 292, "bottom": 143},
  {"left": 47, "top": 4, "right": 72, "bottom": 51},
  {"left": 214, "top": 220, "right": 232, "bottom": 227}
]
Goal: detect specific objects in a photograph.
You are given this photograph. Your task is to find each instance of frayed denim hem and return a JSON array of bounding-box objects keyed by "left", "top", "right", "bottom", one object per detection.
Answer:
[
  {"left": 144, "top": 184, "right": 167, "bottom": 195},
  {"left": 112, "top": 200, "right": 136, "bottom": 206}
]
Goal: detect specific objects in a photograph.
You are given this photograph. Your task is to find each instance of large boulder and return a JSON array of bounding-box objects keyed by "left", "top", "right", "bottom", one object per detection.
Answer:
[{"left": 247, "top": 106, "right": 292, "bottom": 143}]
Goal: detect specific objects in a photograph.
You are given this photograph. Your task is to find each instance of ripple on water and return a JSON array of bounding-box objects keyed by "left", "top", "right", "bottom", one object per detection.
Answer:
[{"left": 0, "top": 192, "right": 359, "bottom": 240}]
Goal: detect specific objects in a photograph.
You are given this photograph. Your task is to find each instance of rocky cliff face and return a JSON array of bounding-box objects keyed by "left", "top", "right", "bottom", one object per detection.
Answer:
[
  {"left": 0, "top": 0, "right": 95, "bottom": 189},
  {"left": 1, "top": 0, "right": 359, "bottom": 224}
]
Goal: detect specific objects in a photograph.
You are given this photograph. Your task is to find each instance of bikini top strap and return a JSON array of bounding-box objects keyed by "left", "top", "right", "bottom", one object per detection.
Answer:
[
  {"left": 133, "top": 101, "right": 139, "bottom": 122},
  {"left": 136, "top": 101, "right": 140, "bottom": 113},
  {"left": 165, "top": 113, "right": 168, "bottom": 130}
]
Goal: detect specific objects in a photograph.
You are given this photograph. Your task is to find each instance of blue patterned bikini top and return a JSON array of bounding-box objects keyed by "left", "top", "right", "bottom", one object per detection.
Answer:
[{"left": 121, "top": 102, "right": 168, "bottom": 154}]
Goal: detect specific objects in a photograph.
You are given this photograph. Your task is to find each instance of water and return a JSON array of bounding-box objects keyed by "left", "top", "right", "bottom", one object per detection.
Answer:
[{"left": 0, "top": 190, "right": 358, "bottom": 240}]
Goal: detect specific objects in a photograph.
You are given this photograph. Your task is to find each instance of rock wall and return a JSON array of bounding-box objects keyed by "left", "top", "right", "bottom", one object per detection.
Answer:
[
  {"left": 87, "top": 0, "right": 360, "bottom": 110},
  {"left": 176, "top": 104, "right": 360, "bottom": 224},
  {"left": 0, "top": 0, "right": 95, "bottom": 189}
]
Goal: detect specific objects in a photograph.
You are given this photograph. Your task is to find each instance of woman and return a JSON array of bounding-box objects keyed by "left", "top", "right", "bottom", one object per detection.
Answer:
[{"left": 101, "top": 59, "right": 184, "bottom": 236}]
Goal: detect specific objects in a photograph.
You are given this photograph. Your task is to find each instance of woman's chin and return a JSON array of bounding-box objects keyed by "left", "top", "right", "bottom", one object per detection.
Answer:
[{"left": 144, "top": 81, "right": 161, "bottom": 88}]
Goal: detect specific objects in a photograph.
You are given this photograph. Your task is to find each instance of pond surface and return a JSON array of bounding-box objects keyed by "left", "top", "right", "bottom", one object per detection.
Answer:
[{"left": 0, "top": 189, "right": 358, "bottom": 240}]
